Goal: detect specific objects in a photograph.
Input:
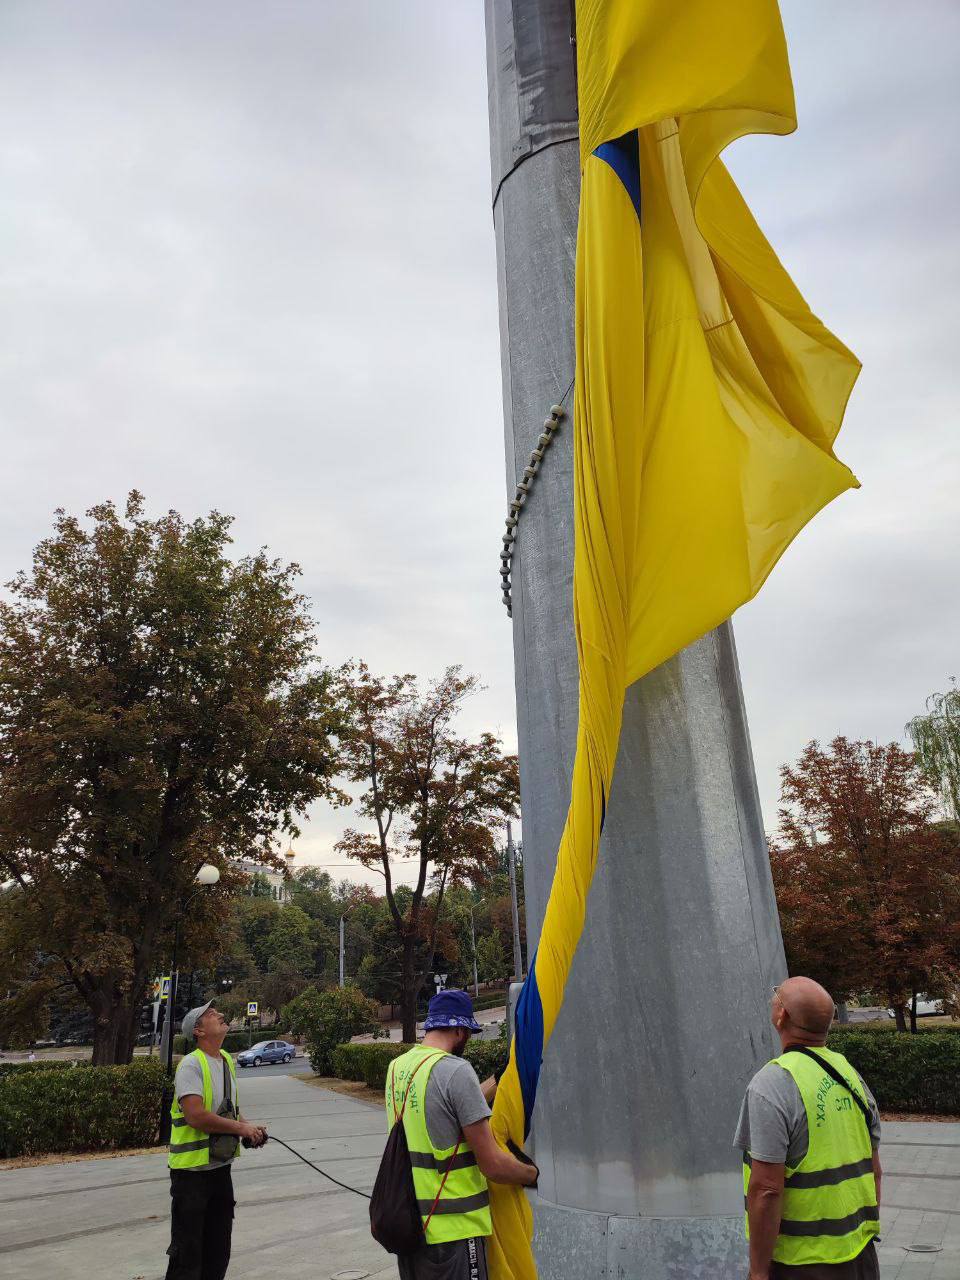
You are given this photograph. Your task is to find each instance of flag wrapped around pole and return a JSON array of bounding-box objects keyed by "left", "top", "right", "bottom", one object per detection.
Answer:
[{"left": 486, "top": 4, "right": 860, "bottom": 1279}]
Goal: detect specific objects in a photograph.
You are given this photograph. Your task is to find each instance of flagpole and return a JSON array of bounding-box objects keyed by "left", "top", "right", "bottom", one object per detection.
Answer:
[{"left": 483, "top": 3, "right": 787, "bottom": 1277}]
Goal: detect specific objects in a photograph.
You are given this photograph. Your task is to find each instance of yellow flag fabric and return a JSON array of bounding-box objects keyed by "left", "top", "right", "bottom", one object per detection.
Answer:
[{"left": 487, "top": 4, "right": 859, "bottom": 1280}]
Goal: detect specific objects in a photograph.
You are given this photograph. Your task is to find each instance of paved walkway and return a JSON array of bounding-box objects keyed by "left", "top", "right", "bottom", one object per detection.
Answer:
[
  {"left": 879, "top": 1123, "right": 960, "bottom": 1279},
  {"left": 0, "top": 1073, "right": 957, "bottom": 1278},
  {"left": 0, "top": 1069, "right": 392, "bottom": 1280}
]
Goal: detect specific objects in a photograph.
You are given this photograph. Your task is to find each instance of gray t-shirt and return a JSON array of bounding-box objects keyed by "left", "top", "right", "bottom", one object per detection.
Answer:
[
  {"left": 174, "top": 1050, "right": 237, "bottom": 1170},
  {"left": 423, "top": 1055, "right": 492, "bottom": 1151},
  {"left": 734, "top": 1057, "right": 881, "bottom": 1167}
]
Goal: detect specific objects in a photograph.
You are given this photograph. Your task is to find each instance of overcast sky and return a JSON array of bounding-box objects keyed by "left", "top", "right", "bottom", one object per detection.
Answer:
[{"left": 1, "top": 2, "right": 956, "bottom": 888}]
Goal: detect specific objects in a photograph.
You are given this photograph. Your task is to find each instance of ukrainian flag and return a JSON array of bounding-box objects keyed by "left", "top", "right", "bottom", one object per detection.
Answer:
[{"left": 487, "top": 3, "right": 860, "bottom": 1279}]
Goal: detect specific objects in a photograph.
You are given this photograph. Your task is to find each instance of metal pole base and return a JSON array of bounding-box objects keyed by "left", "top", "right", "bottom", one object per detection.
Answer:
[
  {"left": 533, "top": 1200, "right": 745, "bottom": 1280},
  {"left": 158, "top": 1080, "right": 174, "bottom": 1146}
]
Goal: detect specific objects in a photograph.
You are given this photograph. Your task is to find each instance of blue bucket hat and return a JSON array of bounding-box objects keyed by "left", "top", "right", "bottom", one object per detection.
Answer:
[{"left": 424, "top": 989, "right": 482, "bottom": 1033}]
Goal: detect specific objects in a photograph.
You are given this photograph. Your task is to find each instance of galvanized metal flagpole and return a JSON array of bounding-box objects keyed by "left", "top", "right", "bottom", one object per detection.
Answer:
[{"left": 483, "top": 2, "right": 787, "bottom": 1276}]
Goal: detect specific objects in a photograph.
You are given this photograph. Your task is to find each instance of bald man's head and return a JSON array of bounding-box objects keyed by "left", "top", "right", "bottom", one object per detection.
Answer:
[{"left": 772, "top": 977, "right": 835, "bottom": 1043}]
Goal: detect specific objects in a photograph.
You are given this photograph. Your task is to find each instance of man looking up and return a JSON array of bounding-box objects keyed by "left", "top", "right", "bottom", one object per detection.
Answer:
[
  {"left": 735, "top": 977, "right": 882, "bottom": 1280},
  {"left": 166, "top": 1002, "right": 267, "bottom": 1280},
  {"left": 386, "top": 989, "right": 538, "bottom": 1280}
]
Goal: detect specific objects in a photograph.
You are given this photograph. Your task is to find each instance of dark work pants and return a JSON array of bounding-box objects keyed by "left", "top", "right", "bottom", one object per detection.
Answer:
[
  {"left": 166, "top": 1165, "right": 235, "bottom": 1280},
  {"left": 397, "top": 1237, "right": 489, "bottom": 1280}
]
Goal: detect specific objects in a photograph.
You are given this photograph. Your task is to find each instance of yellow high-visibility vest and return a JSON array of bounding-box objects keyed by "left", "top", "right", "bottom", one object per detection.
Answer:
[
  {"left": 386, "top": 1045, "right": 491, "bottom": 1244},
  {"left": 168, "top": 1048, "right": 240, "bottom": 1171},
  {"left": 744, "top": 1047, "right": 879, "bottom": 1266}
]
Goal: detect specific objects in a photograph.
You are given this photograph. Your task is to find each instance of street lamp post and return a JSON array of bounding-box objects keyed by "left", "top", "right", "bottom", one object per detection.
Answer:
[
  {"left": 157, "top": 863, "right": 221, "bottom": 1144},
  {"left": 506, "top": 821, "right": 524, "bottom": 982},
  {"left": 468, "top": 905, "right": 480, "bottom": 997},
  {"left": 338, "top": 904, "right": 356, "bottom": 988}
]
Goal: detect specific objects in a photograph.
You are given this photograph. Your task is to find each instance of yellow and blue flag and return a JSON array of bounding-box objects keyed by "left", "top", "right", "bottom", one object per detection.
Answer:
[{"left": 487, "top": 3, "right": 860, "bottom": 1279}]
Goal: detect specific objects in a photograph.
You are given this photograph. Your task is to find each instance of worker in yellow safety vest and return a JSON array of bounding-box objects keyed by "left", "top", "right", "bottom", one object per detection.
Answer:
[
  {"left": 166, "top": 1002, "right": 268, "bottom": 1280},
  {"left": 385, "top": 989, "right": 538, "bottom": 1280},
  {"left": 735, "top": 977, "right": 882, "bottom": 1280}
]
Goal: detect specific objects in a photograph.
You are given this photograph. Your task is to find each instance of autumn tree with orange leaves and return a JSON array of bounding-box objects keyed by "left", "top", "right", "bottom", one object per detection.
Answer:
[
  {"left": 770, "top": 737, "right": 960, "bottom": 1031},
  {"left": 334, "top": 664, "right": 519, "bottom": 1042}
]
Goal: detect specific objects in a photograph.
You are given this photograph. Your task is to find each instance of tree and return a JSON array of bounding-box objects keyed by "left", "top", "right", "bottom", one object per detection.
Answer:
[
  {"left": 476, "top": 932, "right": 509, "bottom": 983},
  {"left": 335, "top": 664, "right": 519, "bottom": 1041},
  {"left": 770, "top": 737, "right": 960, "bottom": 1030},
  {"left": 355, "top": 914, "right": 406, "bottom": 1009},
  {"left": 0, "top": 495, "right": 344, "bottom": 1063},
  {"left": 908, "top": 682, "right": 960, "bottom": 824},
  {"left": 281, "top": 984, "right": 381, "bottom": 1074}
]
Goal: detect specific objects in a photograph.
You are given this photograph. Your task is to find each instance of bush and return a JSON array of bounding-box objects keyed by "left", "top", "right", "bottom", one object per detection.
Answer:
[
  {"left": 328, "top": 1033, "right": 510, "bottom": 1092},
  {"left": 0, "top": 1058, "right": 166, "bottom": 1157},
  {"left": 331, "top": 1041, "right": 412, "bottom": 1089},
  {"left": 465, "top": 1035, "right": 509, "bottom": 1081},
  {"left": 0, "top": 1060, "right": 88, "bottom": 1082},
  {"left": 830, "top": 1030, "right": 960, "bottom": 1114},
  {"left": 470, "top": 990, "right": 510, "bottom": 1013},
  {"left": 282, "top": 986, "right": 329, "bottom": 1039},
  {"left": 283, "top": 986, "right": 381, "bottom": 1075},
  {"left": 836, "top": 1021, "right": 960, "bottom": 1034}
]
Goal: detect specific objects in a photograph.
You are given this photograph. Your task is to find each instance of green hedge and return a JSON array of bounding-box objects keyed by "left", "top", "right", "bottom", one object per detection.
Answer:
[
  {"left": 831, "top": 1030, "right": 960, "bottom": 1114},
  {"left": 0, "top": 1060, "right": 89, "bottom": 1082},
  {"left": 328, "top": 1033, "right": 960, "bottom": 1115},
  {"left": 839, "top": 1021, "right": 960, "bottom": 1034},
  {"left": 329, "top": 1037, "right": 511, "bottom": 1091},
  {"left": 173, "top": 1027, "right": 292, "bottom": 1056},
  {"left": 330, "top": 1041, "right": 411, "bottom": 1088},
  {"left": 0, "top": 1058, "right": 166, "bottom": 1157},
  {"left": 470, "top": 991, "right": 509, "bottom": 1013},
  {"left": 466, "top": 1037, "right": 510, "bottom": 1081}
]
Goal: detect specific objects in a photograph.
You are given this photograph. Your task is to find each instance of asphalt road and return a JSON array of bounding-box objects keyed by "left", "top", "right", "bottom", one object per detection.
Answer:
[{"left": 234, "top": 1055, "right": 307, "bottom": 1078}]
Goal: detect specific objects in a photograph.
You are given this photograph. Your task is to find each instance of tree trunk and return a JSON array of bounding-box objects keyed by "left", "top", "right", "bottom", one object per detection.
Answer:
[
  {"left": 909, "top": 992, "right": 918, "bottom": 1034},
  {"left": 91, "top": 1003, "right": 124, "bottom": 1064},
  {"left": 117, "top": 999, "right": 140, "bottom": 1062},
  {"left": 400, "top": 936, "right": 419, "bottom": 1045},
  {"left": 89, "top": 984, "right": 140, "bottom": 1065},
  {"left": 892, "top": 1003, "right": 907, "bottom": 1033}
]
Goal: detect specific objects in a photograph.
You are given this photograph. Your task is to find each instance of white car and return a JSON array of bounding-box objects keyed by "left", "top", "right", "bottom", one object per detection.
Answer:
[{"left": 888, "top": 995, "right": 943, "bottom": 1018}]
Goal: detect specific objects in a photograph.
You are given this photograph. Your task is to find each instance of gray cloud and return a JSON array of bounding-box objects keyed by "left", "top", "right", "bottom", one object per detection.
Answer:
[{"left": 0, "top": 1, "right": 956, "bottom": 881}]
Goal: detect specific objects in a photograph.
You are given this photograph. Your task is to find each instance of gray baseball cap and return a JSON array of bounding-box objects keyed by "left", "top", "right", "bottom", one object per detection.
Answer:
[{"left": 180, "top": 1001, "right": 214, "bottom": 1041}]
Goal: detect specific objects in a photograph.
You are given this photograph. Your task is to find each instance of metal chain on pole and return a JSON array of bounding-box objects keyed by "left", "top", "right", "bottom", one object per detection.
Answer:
[{"left": 500, "top": 403, "right": 565, "bottom": 617}]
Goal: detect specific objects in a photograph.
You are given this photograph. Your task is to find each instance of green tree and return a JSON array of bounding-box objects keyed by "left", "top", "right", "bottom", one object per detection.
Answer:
[
  {"left": 335, "top": 664, "right": 519, "bottom": 1042},
  {"left": 908, "top": 682, "right": 960, "bottom": 824},
  {"left": 476, "top": 933, "right": 509, "bottom": 983},
  {"left": 263, "top": 904, "right": 316, "bottom": 973},
  {"left": 282, "top": 984, "right": 380, "bottom": 1074},
  {"left": 0, "top": 495, "right": 344, "bottom": 1063},
  {"left": 354, "top": 914, "right": 405, "bottom": 1009}
]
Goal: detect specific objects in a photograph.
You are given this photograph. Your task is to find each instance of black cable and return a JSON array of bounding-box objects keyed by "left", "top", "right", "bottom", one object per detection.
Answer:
[{"left": 263, "top": 1135, "right": 372, "bottom": 1199}]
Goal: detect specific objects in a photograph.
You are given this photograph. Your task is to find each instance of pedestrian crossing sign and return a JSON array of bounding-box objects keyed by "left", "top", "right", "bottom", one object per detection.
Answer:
[{"left": 247, "top": 1001, "right": 259, "bottom": 1017}]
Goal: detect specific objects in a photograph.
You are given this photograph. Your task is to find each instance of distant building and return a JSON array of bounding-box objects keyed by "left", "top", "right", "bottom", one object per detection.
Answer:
[{"left": 231, "top": 843, "right": 297, "bottom": 902}]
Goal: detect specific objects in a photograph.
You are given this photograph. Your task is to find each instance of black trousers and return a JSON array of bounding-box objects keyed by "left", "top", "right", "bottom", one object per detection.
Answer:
[
  {"left": 166, "top": 1165, "right": 235, "bottom": 1280},
  {"left": 397, "top": 1237, "right": 488, "bottom": 1280}
]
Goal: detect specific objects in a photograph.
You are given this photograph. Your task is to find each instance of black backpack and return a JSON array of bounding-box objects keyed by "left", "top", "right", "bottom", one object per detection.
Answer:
[{"left": 370, "top": 1052, "right": 455, "bottom": 1256}]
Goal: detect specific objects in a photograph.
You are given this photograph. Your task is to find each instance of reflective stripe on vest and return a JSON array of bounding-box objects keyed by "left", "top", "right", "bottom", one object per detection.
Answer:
[
  {"left": 168, "top": 1048, "right": 240, "bottom": 1171},
  {"left": 385, "top": 1045, "right": 491, "bottom": 1245},
  {"left": 743, "top": 1048, "right": 878, "bottom": 1266}
]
